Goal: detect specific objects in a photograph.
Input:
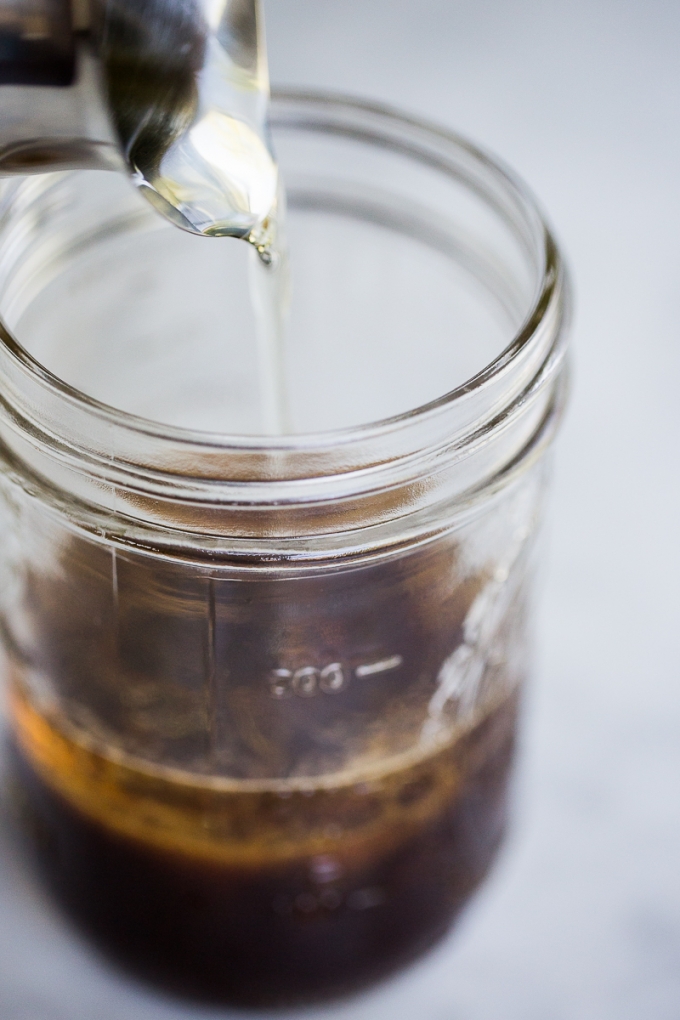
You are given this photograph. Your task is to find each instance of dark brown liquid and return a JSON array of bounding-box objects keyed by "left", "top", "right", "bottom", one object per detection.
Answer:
[
  {"left": 8, "top": 687, "right": 518, "bottom": 1006},
  {"left": 2, "top": 525, "right": 529, "bottom": 1005}
]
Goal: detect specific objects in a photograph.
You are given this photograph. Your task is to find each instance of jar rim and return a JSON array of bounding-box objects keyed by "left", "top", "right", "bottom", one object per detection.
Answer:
[
  {"left": 0, "top": 89, "right": 562, "bottom": 453},
  {"left": 0, "top": 89, "right": 569, "bottom": 552}
]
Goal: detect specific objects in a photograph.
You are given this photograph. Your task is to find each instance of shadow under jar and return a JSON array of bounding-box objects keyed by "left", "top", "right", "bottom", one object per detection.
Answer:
[{"left": 0, "top": 92, "right": 569, "bottom": 1006}]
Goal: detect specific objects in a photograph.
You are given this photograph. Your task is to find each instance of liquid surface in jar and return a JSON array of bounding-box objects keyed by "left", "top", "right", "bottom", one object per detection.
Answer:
[{"left": 8, "top": 683, "right": 519, "bottom": 1006}]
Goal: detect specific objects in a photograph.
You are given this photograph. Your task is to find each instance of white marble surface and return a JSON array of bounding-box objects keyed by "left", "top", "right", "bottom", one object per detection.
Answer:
[{"left": 2, "top": 1, "right": 680, "bottom": 1016}]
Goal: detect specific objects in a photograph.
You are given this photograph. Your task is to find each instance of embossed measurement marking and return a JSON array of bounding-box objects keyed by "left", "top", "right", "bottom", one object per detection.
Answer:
[
  {"left": 268, "top": 656, "right": 403, "bottom": 699},
  {"left": 355, "top": 655, "right": 403, "bottom": 678},
  {"left": 269, "top": 663, "right": 345, "bottom": 699}
]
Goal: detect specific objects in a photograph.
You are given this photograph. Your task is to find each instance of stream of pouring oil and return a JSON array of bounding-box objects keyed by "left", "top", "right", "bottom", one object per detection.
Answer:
[{"left": 103, "top": 0, "right": 289, "bottom": 433}]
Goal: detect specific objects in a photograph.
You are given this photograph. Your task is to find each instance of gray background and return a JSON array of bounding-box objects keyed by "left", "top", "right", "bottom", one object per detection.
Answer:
[{"left": 2, "top": 1, "right": 679, "bottom": 1017}]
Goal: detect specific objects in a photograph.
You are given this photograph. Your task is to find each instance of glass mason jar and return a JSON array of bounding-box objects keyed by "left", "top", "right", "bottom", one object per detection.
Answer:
[{"left": 0, "top": 92, "right": 569, "bottom": 1005}]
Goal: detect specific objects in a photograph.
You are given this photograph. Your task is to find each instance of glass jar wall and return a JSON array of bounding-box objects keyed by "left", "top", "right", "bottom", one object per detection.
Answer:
[{"left": 0, "top": 93, "right": 569, "bottom": 1005}]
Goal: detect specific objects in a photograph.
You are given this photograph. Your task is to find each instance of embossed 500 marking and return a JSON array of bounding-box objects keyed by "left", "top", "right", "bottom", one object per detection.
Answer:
[{"left": 268, "top": 656, "right": 403, "bottom": 699}]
